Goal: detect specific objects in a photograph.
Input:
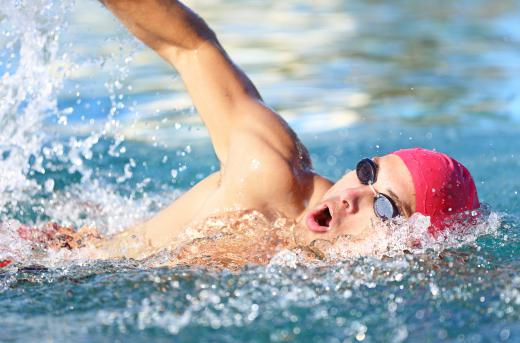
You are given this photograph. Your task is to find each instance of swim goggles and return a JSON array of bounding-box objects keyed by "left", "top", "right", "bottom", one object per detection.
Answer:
[{"left": 356, "top": 158, "right": 400, "bottom": 221}]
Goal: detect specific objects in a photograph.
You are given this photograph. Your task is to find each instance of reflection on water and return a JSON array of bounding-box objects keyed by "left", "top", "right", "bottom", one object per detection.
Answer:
[{"left": 55, "top": 0, "right": 520, "bottom": 143}]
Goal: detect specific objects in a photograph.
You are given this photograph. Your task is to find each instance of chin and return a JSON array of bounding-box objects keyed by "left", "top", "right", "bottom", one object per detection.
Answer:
[
  {"left": 293, "top": 221, "right": 387, "bottom": 260},
  {"left": 292, "top": 222, "right": 316, "bottom": 246}
]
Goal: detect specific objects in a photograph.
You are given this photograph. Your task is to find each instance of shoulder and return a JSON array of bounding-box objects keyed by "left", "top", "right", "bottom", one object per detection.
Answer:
[
  {"left": 223, "top": 137, "right": 305, "bottom": 190},
  {"left": 225, "top": 100, "right": 312, "bottom": 170},
  {"left": 220, "top": 128, "right": 312, "bottom": 208},
  {"left": 215, "top": 100, "right": 314, "bottom": 210}
]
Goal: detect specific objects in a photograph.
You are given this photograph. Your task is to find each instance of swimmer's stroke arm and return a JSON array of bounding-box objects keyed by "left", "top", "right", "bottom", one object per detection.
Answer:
[
  {"left": 99, "top": 0, "right": 301, "bottom": 166},
  {"left": 93, "top": 0, "right": 311, "bottom": 255}
]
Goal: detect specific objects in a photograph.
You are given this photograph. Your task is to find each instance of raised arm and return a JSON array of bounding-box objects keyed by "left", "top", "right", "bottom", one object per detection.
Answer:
[{"left": 100, "top": 0, "right": 296, "bottom": 165}]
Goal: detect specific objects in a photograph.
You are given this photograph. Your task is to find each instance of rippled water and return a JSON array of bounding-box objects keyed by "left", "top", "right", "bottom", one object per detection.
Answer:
[{"left": 1, "top": 0, "right": 519, "bottom": 341}]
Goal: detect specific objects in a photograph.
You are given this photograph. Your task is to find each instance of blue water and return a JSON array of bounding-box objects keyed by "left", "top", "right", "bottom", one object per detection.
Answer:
[{"left": 1, "top": 0, "right": 520, "bottom": 341}]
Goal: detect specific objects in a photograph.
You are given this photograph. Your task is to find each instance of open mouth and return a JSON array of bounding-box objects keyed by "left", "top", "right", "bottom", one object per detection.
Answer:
[
  {"left": 316, "top": 206, "right": 332, "bottom": 227},
  {"left": 306, "top": 205, "right": 333, "bottom": 232}
]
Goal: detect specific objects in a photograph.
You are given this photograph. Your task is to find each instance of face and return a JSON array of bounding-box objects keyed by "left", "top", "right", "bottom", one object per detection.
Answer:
[{"left": 295, "top": 154, "right": 416, "bottom": 248}]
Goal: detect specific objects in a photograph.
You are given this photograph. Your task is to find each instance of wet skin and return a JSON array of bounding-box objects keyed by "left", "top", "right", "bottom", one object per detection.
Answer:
[
  {"left": 88, "top": 153, "right": 417, "bottom": 260},
  {"left": 294, "top": 154, "right": 416, "bottom": 247},
  {"left": 84, "top": 1, "right": 422, "bottom": 261}
]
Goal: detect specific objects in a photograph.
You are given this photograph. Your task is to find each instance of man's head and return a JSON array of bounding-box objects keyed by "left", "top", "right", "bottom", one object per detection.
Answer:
[{"left": 296, "top": 148, "right": 480, "bottom": 247}]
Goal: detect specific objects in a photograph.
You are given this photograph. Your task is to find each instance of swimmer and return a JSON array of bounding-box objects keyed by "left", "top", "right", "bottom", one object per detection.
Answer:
[{"left": 3, "top": 0, "right": 480, "bottom": 267}]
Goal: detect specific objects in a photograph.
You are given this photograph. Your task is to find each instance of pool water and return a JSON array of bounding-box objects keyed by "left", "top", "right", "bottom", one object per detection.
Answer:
[{"left": 1, "top": 0, "right": 519, "bottom": 341}]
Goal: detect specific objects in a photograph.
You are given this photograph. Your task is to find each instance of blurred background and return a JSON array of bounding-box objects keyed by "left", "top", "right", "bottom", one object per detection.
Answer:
[{"left": 63, "top": 0, "right": 520, "bottom": 215}]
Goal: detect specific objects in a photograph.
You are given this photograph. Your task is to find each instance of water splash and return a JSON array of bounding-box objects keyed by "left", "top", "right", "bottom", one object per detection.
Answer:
[
  {"left": 0, "top": 203, "right": 503, "bottom": 271},
  {"left": 0, "top": 0, "right": 171, "bottom": 267},
  {"left": 0, "top": 0, "right": 74, "bottom": 212},
  {"left": 0, "top": 0, "right": 153, "bottom": 230},
  {"left": 287, "top": 206, "right": 502, "bottom": 264}
]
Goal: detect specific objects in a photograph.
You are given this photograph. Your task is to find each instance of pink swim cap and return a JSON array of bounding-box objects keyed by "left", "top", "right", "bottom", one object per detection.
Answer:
[{"left": 392, "top": 148, "right": 480, "bottom": 234}]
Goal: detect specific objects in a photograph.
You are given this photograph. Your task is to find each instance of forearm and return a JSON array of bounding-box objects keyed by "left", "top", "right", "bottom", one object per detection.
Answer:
[{"left": 99, "top": 0, "right": 216, "bottom": 62}]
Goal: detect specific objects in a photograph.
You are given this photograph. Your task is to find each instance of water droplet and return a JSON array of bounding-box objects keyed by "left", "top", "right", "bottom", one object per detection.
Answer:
[
  {"left": 356, "top": 332, "right": 366, "bottom": 341},
  {"left": 343, "top": 289, "right": 352, "bottom": 299},
  {"left": 429, "top": 283, "right": 439, "bottom": 296},
  {"left": 44, "top": 179, "right": 54, "bottom": 193},
  {"left": 58, "top": 116, "right": 67, "bottom": 125},
  {"left": 251, "top": 159, "right": 260, "bottom": 170},
  {"left": 62, "top": 107, "right": 74, "bottom": 114},
  {"left": 500, "top": 328, "right": 510, "bottom": 340},
  {"left": 326, "top": 155, "right": 337, "bottom": 166}
]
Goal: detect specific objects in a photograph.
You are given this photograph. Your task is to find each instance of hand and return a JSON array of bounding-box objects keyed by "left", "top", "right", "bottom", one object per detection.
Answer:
[{"left": 17, "top": 223, "right": 102, "bottom": 250}]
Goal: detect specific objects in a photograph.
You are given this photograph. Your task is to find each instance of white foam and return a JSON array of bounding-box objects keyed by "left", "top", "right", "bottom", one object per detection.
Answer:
[
  {"left": 0, "top": 1, "right": 74, "bottom": 210},
  {"left": 292, "top": 207, "right": 502, "bottom": 264}
]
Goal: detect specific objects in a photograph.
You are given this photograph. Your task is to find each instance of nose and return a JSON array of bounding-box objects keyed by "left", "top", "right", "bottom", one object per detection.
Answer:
[{"left": 338, "top": 186, "right": 374, "bottom": 214}]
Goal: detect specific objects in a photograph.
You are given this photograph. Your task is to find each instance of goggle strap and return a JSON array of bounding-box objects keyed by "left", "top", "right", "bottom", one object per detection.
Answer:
[{"left": 368, "top": 182, "right": 378, "bottom": 197}]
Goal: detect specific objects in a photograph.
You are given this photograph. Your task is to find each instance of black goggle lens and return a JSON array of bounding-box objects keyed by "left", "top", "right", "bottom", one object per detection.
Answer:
[
  {"left": 356, "top": 158, "right": 400, "bottom": 221},
  {"left": 356, "top": 158, "right": 377, "bottom": 185}
]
